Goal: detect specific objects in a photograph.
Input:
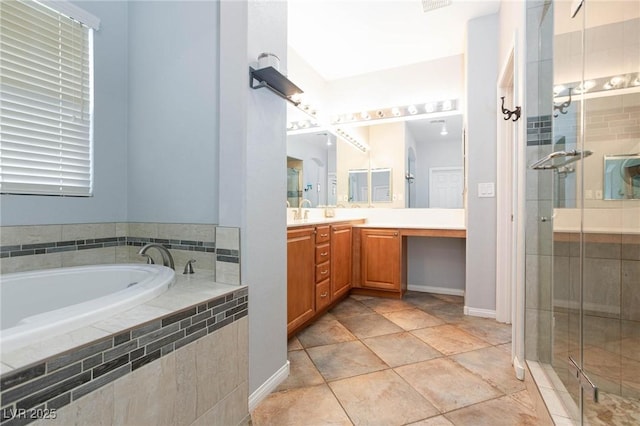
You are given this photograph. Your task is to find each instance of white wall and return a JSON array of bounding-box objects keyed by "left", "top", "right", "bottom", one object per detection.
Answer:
[
  {"left": 127, "top": 1, "right": 219, "bottom": 224},
  {"left": 218, "top": 0, "right": 288, "bottom": 398},
  {"left": 0, "top": 1, "right": 129, "bottom": 226},
  {"left": 465, "top": 13, "right": 500, "bottom": 314}
]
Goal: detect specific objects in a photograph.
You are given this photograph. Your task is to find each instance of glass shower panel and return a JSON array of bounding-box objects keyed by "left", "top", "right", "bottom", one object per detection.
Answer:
[{"left": 581, "top": 1, "right": 640, "bottom": 424}]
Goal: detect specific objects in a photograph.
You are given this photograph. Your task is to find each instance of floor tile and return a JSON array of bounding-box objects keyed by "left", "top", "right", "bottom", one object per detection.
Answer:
[
  {"left": 296, "top": 319, "right": 356, "bottom": 348},
  {"left": 329, "top": 369, "right": 439, "bottom": 425},
  {"left": 382, "top": 308, "right": 445, "bottom": 331},
  {"left": 406, "top": 416, "right": 454, "bottom": 426},
  {"left": 329, "top": 297, "right": 374, "bottom": 319},
  {"left": 360, "top": 297, "right": 416, "bottom": 313},
  {"left": 403, "top": 291, "right": 449, "bottom": 310},
  {"left": 451, "top": 346, "right": 526, "bottom": 394},
  {"left": 276, "top": 349, "right": 324, "bottom": 391},
  {"left": 395, "top": 358, "right": 502, "bottom": 412},
  {"left": 287, "top": 337, "right": 303, "bottom": 351},
  {"left": 306, "top": 340, "right": 388, "bottom": 381},
  {"left": 411, "top": 324, "right": 491, "bottom": 355},
  {"left": 339, "top": 313, "right": 404, "bottom": 339},
  {"left": 362, "top": 332, "right": 442, "bottom": 367},
  {"left": 444, "top": 394, "right": 539, "bottom": 426},
  {"left": 456, "top": 317, "right": 512, "bottom": 345},
  {"left": 251, "top": 384, "right": 351, "bottom": 426},
  {"left": 423, "top": 303, "right": 467, "bottom": 324},
  {"left": 432, "top": 294, "right": 464, "bottom": 304}
]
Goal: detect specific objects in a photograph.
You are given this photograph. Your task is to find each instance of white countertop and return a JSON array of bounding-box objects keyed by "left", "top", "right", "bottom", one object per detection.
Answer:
[
  {"left": 287, "top": 208, "right": 466, "bottom": 230},
  {"left": 1, "top": 271, "right": 242, "bottom": 373}
]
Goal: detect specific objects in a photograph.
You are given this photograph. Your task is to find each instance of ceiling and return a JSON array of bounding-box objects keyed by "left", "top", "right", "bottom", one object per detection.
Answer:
[{"left": 288, "top": 0, "right": 501, "bottom": 81}]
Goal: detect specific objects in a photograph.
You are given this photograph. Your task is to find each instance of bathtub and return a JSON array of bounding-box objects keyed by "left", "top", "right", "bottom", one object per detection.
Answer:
[{"left": 0, "top": 264, "right": 175, "bottom": 353}]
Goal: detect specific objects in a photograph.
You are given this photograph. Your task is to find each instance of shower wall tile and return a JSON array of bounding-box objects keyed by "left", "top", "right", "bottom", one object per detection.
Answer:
[
  {"left": 621, "top": 319, "right": 640, "bottom": 398},
  {"left": 582, "top": 258, "right": 621, "bottom": 318},
  {"left": 621, "top": 260, "right": 640, "bottom": 321},
  {"left": 584, "top": 242, "right": 621, "bottom": 260},
  {"left": 526, "top": 254, "right": 552, "bottom": 310}
]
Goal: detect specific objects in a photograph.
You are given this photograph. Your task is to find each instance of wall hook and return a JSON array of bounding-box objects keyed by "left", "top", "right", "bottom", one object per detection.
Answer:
[
  {"left": 500, "top": 97, "right": 521, "bottom": 122},
  {"left": 553, "top": 88, "right": 572, "bottom": 118}
]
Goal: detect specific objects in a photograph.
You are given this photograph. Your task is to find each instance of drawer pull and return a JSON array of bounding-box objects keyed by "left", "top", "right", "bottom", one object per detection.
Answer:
[
  {"left": 320, "top": 233, "right": 329, "bottom": 237},
  {"left": 320, "top": 292, "right": 328, "bottom": 298},
  {"left": 321, "top": 270, "right": 328, "bottom": 275},
  {"left": 320, "top": 252, "right": 328, "bottom": 256},
  {"left": 394, "top": 232, "right": 398, "bottom": 237}
]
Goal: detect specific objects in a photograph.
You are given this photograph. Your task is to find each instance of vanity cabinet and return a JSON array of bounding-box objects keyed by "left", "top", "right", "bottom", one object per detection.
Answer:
[
  {"left": 358, "top": 228, "right": 406, "bottom": 296},
  {"left": 287, "top": 221, "right": 359, "bottom": 337},
  {"left": 331, "top": 224, "right": 352, "bottom": 299},
  {"left": 286, "top": 227, "right": 315, "bottom": 335}
]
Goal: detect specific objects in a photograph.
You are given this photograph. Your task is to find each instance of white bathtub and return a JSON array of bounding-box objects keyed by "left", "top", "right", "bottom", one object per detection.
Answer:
[{"left": 0, "top": 264, "right": 175, "bottom": 353}]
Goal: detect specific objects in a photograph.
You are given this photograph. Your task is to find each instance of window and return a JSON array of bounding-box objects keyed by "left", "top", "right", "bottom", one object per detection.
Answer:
[{"left": 0, "top": 0, "right": 99, "bottom": 196}]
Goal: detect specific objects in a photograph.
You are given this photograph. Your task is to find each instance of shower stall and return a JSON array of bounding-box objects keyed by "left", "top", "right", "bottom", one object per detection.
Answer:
[{"left": 525, "top": 1, "right": 639, "bottom": 424}]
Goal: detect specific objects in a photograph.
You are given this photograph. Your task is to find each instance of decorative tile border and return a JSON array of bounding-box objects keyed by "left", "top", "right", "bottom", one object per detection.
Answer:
[
  {"left": 0, "top": 237, "right": 215, "bottom": 259},
  {"left": 0, "top": 288, "right": 248, "bottom": 426},
  {"left": 527, "top": 115, "right": 553, "bottom": 146}
]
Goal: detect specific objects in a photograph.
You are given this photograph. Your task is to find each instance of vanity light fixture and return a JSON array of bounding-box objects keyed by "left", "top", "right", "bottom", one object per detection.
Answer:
[
  {"left": 334, "top": 127, "right": 369, "bottom": 153},
  {"left": 553, "top": 85, "right": 566, "bottom": 96},
  {"left": 327, "top": 99, "right": 459, "bottom": 126},
  {"left": 604, "top": 76, "right": 625, "bottom": 90},
  {"left": 574, "top": 80, "right": 596, "bottom": 94}
]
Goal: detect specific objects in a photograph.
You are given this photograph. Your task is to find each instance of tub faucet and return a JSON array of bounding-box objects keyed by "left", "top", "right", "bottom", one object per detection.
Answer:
[{"left": 138, "top": 243, "right": 175, "bottom": 270}]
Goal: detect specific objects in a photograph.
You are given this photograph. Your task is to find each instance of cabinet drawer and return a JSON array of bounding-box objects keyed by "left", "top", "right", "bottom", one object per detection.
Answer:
[
  {"left": 315, "top": 243, "right": 331, "bottom": 264},
  {"left": 315, "top": 262, "right": 330, "bottom": 282},
  {"left": 316, "top": 279, "right": 331, "bottom": 311},
  {"left": 315, "top": 226, "right": 331, "bottom": 244}
]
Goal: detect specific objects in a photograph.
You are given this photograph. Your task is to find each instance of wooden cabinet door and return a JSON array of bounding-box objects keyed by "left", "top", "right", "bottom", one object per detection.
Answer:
[
  {"left": 331, "top": 224, "right": 353, "bottom": 299},
  {"left": 360, "top": 228, "right": 401, "bottom": 291},
  {"left": 287, "top": 227, "right": 315, "bottom": 334}
]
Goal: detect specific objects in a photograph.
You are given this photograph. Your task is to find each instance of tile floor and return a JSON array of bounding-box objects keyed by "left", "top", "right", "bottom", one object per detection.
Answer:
[{"left": 251, "top": 292, "right": 543, "bottom": 425}]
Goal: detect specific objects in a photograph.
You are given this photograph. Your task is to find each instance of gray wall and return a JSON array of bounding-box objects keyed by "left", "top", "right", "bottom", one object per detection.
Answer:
[
  {"left": 407, "top": 238, "right": 466, "bottom": 292},
  {"left": 127, "top": 1, "right": 218, "bottom": 224},
  {"left": 0, "top": 1, "right": 129, "bottom": 226},
  {"left": 465, "top": 13, "right": 499, "bottom": 313},
  {"left": 219, "top": 1, "right": 288, "bottom": 396},
  {"left": 0, "top": 1, "right": 220, "bottom": 226}
]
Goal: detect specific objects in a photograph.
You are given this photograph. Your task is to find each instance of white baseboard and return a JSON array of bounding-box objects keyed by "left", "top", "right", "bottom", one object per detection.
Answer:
[
  {"left": 464, "top": 306, "right": 496, "bottom": 319},
  {"left": 513, "top": 355, "right": 525, "bottom": 381},
  {"left": 407, "top": 285, "right": 465, "bottom": 297},
  {"left": 248, "top": 360, "right": 289, "bottom": 412}
]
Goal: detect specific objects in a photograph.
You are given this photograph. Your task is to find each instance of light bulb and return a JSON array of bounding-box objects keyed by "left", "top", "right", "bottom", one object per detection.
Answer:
[
  {"left": 442, "top": 100, "right": 452, "bottom": 111},
  {"left": 408, "top": 105, "right": 418, "bottom": 115},
  {"left": 391, "top": 107, "right": 401, "bottom": 117},
  {"left": 425, "top": 103, "right": 435, "bottom": 113}
]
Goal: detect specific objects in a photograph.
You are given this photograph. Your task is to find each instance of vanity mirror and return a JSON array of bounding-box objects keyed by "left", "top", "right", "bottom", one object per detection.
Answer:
[
  {"left": 604, "top": 154, "right": 640, "bottom": 200},
  {"left": 286, "top": 113, "right": 464, "bottom": 208}
]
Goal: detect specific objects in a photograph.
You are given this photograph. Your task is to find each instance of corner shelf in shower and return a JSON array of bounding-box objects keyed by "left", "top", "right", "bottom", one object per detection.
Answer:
[{"left": 249, "top": 66, "right": 303, "bottom": 106}]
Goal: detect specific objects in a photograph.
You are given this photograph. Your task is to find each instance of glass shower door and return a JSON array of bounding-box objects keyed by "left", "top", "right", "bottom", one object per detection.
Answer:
[{"left": 552, "top": 1, "right": 640, "bottom": 423}]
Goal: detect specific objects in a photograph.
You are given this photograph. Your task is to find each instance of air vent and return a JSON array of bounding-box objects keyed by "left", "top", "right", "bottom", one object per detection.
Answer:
[{"left": 422, "top": 0, "right": 452, "bottom": 13}]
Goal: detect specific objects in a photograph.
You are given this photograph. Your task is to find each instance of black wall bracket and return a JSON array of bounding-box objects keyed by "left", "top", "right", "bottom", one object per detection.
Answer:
[
  {"left": 250, "top": 67, "right": 303, "bottom": 106},
  {"left": 500, "top": 96, "right": 521, "bottom": 122}
]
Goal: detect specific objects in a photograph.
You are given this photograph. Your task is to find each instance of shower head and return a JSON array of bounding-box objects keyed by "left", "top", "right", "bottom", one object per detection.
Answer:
[{"left": 422, "top": 0, "right": 452, "bottom": 13}]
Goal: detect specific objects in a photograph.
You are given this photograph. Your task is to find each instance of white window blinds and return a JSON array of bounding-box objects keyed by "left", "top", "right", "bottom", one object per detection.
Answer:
[{"left": 0, "top": 0, "right": 95, "bottom": 196}]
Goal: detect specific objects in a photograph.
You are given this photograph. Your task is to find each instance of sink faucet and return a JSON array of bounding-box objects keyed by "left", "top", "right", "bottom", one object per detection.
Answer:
[
  {"left": 294, "top": 199, "right": 312, "bottom": 220},
  {"left": 138, "top": 243, "right": 175, "bottom": 270}
]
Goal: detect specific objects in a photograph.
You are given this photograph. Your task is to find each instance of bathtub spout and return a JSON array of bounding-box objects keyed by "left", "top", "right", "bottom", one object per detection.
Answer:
[{"left": 138, "top": 243, "right": 175, "bottom": 270}]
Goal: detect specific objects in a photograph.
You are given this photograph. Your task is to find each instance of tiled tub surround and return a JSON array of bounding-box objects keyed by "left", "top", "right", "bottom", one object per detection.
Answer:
[
  {"left": 0, "top": 274, "right": 248, "bottom": 426},
  {"left": 0, "top": 223, "right": 241, "bottom": 285}
]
